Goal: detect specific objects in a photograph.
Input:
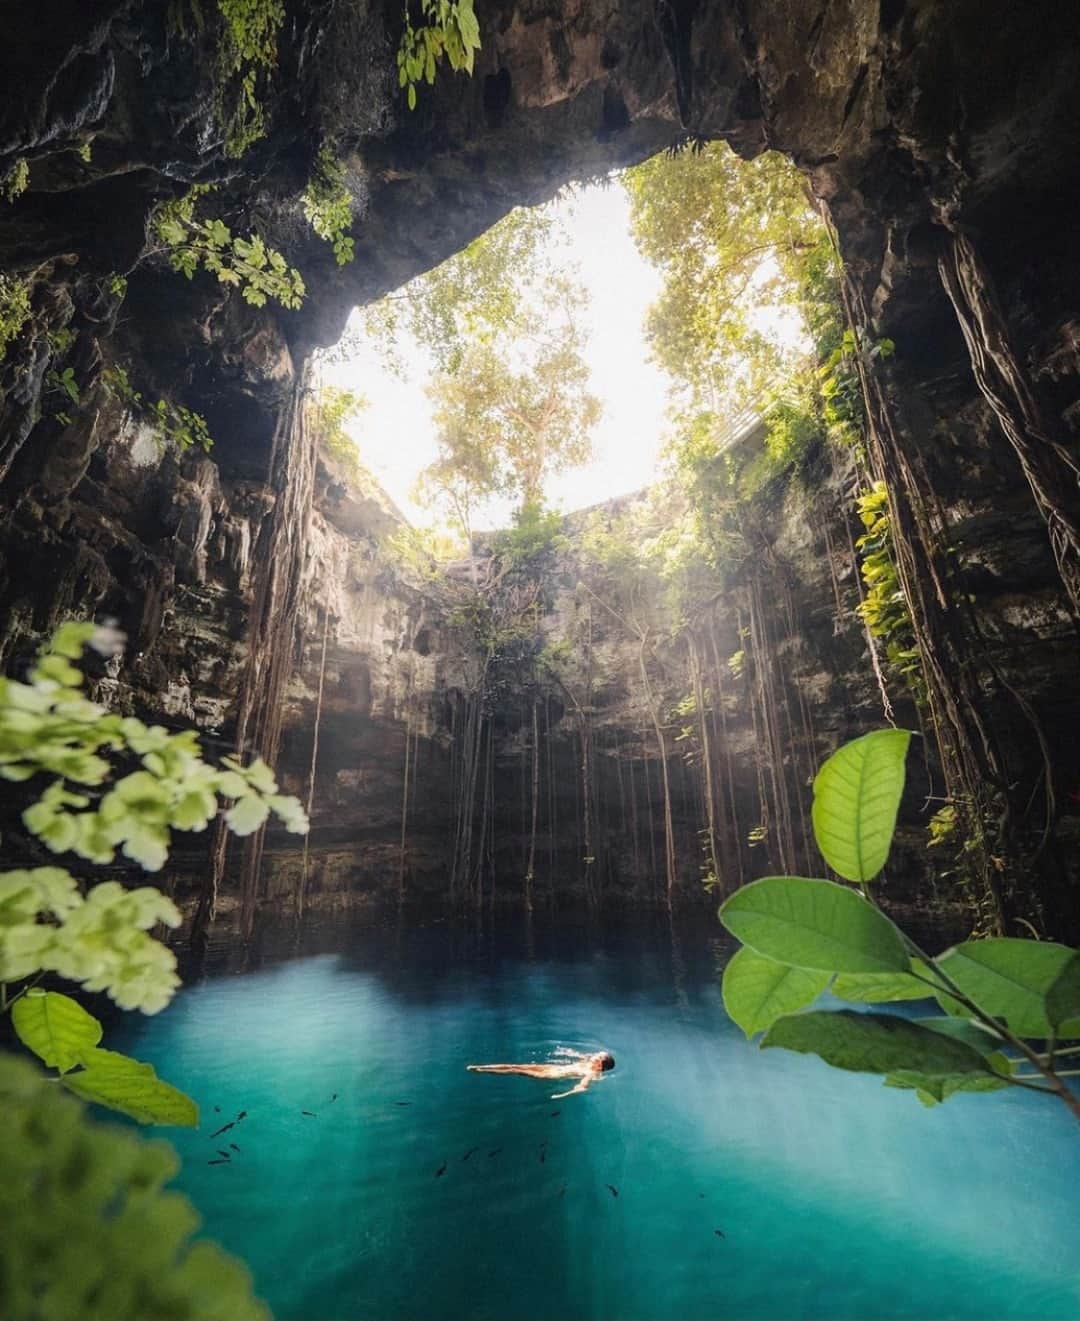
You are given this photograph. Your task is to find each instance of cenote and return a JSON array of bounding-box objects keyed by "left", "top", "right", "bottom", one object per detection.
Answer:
[
  {"left": 5, "top": 4, "right": 1080, "bottom": 1321},
  {"left": 105, "top": 913, "right": 1080, "bottom": 1321}
]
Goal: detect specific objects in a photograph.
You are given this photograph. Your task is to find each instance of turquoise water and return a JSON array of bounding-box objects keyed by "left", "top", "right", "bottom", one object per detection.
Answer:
[{"left": 111, "top": 915, "right": 1080, "bottom": 1321}]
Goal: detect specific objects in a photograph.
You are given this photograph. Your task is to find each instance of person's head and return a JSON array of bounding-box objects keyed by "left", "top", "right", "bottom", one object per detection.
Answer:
[{"left": 595, "top": 1051, "right": 616, "bottom": 1071}]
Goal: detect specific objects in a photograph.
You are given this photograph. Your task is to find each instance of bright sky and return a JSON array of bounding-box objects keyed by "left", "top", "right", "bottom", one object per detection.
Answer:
[{"left": 320, "top": 180, "right": 670, "bottom": 530}]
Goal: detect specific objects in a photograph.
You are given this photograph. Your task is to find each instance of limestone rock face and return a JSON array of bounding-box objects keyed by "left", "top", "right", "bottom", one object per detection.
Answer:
[{"left": 1, "top": 1, "right": 1079, "bottom": 929}]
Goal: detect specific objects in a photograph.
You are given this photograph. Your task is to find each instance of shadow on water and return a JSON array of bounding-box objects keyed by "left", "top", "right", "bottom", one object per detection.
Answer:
[{"left": 107, "top": 900, "right": 1080, "bottom": 1321}]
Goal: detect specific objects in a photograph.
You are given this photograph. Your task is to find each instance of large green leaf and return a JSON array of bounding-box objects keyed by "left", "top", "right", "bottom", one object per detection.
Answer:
[
  {"left": 933, "top": 939, "right": 1079, "bottom": 1038},
  {"left": 719, "top": 876, "right": 910, "bottom": 973},
  {"left": 915, "top": 1016, "right": 1007, "bottom": 1056},
  {"left": 11, "top": 989, "right": 102, "bottom": 1073},
  {"left": 811, "top": 729, "right": 912, "bottom": 882},
  {"left": 721, "top": 946, "right": 830, "bottom": 1037},
  {"left": 885, "top": 1070, "right": 1009, "bottom": 1106},
  {"left": 761, "top": 1010, "right": 993, "bottom": 1078},
  {"left": 62, "top": 1048, "right": 199, "bottom": 1127},
  {"left": 1045, "top": 952, "right": 1080, "bottom": 1038},
  {"left": 832, "top": 963, "right": 934, "bottom": 1003}
]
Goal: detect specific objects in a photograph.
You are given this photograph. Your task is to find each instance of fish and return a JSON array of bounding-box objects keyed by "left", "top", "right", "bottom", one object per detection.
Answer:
[
  {"left": 301, "top": 1110, "right": 317, "bottom": 1118},
  {"left": 558, "top": 1185, "right": 567, "bottom": 1199},
  {"left": 329, "top": 1093, "right": 338, "bottom": 1103},
  {"left": 487, "top": 1148, "right": 502, "bottom": 1158},
  {"left": 539, "top": 1142, "right": 548, "bottom": 1165},
  {"left": 213, "top": 1105, "right": 221, "bottom": 1113},
  {"left": 217, "top": 1149, "right": 232, "bottom": 1160},
  {"left": 550, "top": 1110, "right": 561, "bottom": 1118},
  {"left": 208, "top": 1159, "right": 229, "bottom": 1166},
  {"left": 210, "top": 1122, "right": 235, "bottom": 1138},
  {"left": 462, "top": 1147, "right": 478, "bottom": 1162},
  {"left": 229, "top": 1143, "right": 240, "bottom": 1152},
  {"left": 394, "top": 1102, "right": 411, "bottom": 1107},
  {"left": 435, "top": 1161, "right": 448, "bottom": 1178},
  {"left": 714, "top": 1229, "right": 726, "bottom": 1240},
  {"left": 699, "top": 1193, "right": 705, "bottom": 1199},
  {"left": 606, "top": 1185, "right": 618, "bottom": 1199},
  {"left": 236, "top": 1111, "right": 248, "bottom": 1121}
]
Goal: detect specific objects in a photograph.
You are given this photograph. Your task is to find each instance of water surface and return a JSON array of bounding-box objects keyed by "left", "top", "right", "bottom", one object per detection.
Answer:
[{"left": 112, "top": 913, "right": 1080, "bottom": 1321}]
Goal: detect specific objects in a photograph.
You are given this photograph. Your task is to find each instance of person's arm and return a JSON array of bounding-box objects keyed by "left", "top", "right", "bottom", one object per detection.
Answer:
[{"left": 551, "top": 1076, "right": 593, "bottom": 1100}]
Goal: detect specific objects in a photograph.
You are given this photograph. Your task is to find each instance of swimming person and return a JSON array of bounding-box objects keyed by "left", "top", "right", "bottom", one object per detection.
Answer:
[{"left": 467, "top": 1049, "right": 615, "bottom": 1099}]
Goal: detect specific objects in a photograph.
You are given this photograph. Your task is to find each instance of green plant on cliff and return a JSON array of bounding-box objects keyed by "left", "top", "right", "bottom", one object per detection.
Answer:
[
  {"left": 719, "top": 729, "right": 1080, "bottom": 1124},
  {"left": 103, "top": 365, "right": 214, "bottom": 454},
  {"left": 0, "top": 273, "right": 32, "bottom": 362},
  {"left": 154, "top": 187, "right": 305, "bottom": 310},
  {"left": 311, "top": 384, "right": 368, "bottom": 478},
  {"left": 855, "top": 481, "right": 924, "bottom": 697},
  {"left": 397, "top": 0, "right": 481, "bottom": 110},
  {"left": 2, "top": 157, "right": 29, "bottom": 201},
  {"left": 302, "top": 146, "right": 355, "bottom": 265}
]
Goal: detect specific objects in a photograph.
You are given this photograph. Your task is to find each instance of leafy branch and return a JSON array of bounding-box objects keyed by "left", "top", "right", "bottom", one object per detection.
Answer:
[{"left": 719, "top": 729, "right": 1080, "bottom": 1122}]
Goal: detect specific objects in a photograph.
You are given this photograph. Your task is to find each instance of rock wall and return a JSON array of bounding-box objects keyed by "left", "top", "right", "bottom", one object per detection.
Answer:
[{"left": 1, "top": 1, "right": 1079, "bottom": 935}]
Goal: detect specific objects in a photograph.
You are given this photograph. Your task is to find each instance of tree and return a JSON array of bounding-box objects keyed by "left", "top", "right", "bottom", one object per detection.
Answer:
[
  {"left": 356, "top": 204, "right": 561, "bottom": 374},
  {"left": 624, "top": 142, "right": 827, "bottom": 413},
  {"left": 421, "top": 328, "right": 600, "bottom": 527}
]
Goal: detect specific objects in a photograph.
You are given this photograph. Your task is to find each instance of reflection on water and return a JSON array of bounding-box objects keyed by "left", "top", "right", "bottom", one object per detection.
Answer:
[{"left": 111, "top": 911, "right": 1080, "bottom": 1321}]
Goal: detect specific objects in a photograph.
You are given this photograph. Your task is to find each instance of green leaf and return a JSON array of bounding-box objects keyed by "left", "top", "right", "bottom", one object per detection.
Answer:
[
  {"left": 885, "top": 1069, "right": 1008, "bottom": 1104},
  {"left": 761, "top": 1010, "right": 994, "bottom": 1078},
  {"left": 915, "top": 1015, "right": 1007, "bottom": 1056},
  {"left": 721, "top": 946, "right": 830, "bottom": 1037},
  {"left": 933, "top": 939, "right": 1079, "bottom": 1039},
  {"left": 1045, "top": 952, "right": 1080, "bottom": 1038},
  {"left": 719, "top": 876, "right": 910, "bottom": 973},
  {"left": 11, "top": 989, "right": 102, "bottom": 1073},
  {"left": 62, "top": 1048, "right": 199, "bottom": 1127},
  {"left": 811, "top": 728, "right": 912, "bottom": 882},
  {"left": 832, "top": 965, "right": 933, "bottom": 1003},
  {"left": 225, "top": 794, "right": 270, "bottom": 836}
]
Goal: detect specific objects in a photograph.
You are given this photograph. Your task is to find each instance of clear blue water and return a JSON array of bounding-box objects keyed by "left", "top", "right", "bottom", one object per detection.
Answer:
[{"left": 110, "top": 914, "right": 1080, "bottom": 1321}]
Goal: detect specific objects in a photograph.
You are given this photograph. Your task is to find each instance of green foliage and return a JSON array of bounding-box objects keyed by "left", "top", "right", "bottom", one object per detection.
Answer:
[
  {"left": 625, "top": 144, "right": 826, "bottom": 411},
  {"left": 216, "top": 0, "right": 285, "bottom": 156},
  {"left": 927, "top": 802, "right": 957, "bottom": 847},
  {"left": 810, "top": 727, "right": 911, "bottom": 882},
  {"left": 933, "top": 940, "right": 1080, "bottom": 1039},
  {"left": 61, "top": 1047, "right": 199, "bottom": 1127},
  {"left": 1, "top": 620, "right": 307, "bottom": 871},
  {"left": 46, "top": 365, "right": 80, "bottom": 407},
  {"left": 718, "top": 728, "right": 1080, "bottom": 1117},
  {"left": 2, "top": 157, "right": 29, "bottom": 201},
  {"left": 12, "top": 991, "right": 198, "bottom": 1125},
  {"left": 397, "top": 0, "right": 481, "bottom": 110},
  {"left": 855, "top": 481, "right": 924, "bottom": 695},
  {"left": 721, "top": 946, "right": 829, "bottom": 1037},
  {"left": 492, "top": 501, "right": 567, "bottom": 568},
  {"left": 155, "top": 187, "right": 304, "bottom": 309},
  {"left": 105, "top": 273, "right": 128, "bottom": 300},
  {"left": 104, "top": 365, "right": 214, "bottom": 453},
  {"left": 0, "top": 273, "right": 32, "bottom": 362},
  {"left": 0, "top": 1052, "right": 269, "bottom": 1321},
  {"left": 11, "top": 988, "right": 102, "bottom": 1071},
  {"left": 313, "top": 385, "right": 368, "bottom": 475},
  {"left": 761, "top": 1010, "right": 1002, "bottom": 1083},
  {"left": 302, "top": 146, "right": 355, "bottom": 265},
  {"left": 721, "top": 875, "right": 911, "bottom": 974}
]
